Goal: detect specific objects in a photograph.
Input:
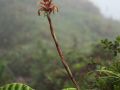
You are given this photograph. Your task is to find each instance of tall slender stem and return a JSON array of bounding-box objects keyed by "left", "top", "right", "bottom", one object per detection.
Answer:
[{"left": 47, "top": 15, "right": 80, "bottom": 90}]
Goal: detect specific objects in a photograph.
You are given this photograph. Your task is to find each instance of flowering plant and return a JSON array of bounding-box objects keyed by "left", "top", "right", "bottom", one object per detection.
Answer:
[
  {"left": 38, "top": 0, "right": 80, "bottom": 90},
  {"left": 38, "top": 0, "right": 58, "bottom": 16}
]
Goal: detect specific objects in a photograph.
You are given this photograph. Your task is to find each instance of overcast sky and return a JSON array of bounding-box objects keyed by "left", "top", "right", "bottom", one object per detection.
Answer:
[{"left": 90, "top": 0, "right": 120, "bottom": 20}]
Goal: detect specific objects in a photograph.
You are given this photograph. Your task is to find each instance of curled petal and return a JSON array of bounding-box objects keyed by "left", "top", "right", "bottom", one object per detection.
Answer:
[
  {"left": 43, "top": 0, "right": 49, "bottom": 2},
  {"left": 40, "top": 2, "right": 46, "bottom": 6},
  {"left": 54, "top": 6, "right": 58, "bottom": 12}
]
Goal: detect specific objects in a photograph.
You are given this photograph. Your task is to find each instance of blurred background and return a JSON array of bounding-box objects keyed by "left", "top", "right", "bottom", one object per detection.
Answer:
[{"left": 0, "top": 0, "right": 120, "bottom": 90}]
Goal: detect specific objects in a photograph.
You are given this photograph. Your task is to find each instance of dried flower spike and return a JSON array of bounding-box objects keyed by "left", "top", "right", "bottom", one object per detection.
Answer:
[
  {"left": 38, "top": 0, "right": 58, "bottom": 16},
  {"left": 37, "top": 0, "right": 80, "bottom": 90}
]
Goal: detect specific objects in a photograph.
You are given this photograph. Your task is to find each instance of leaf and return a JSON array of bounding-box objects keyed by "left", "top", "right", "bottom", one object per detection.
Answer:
[
  {"left": 0, "top": 83, "right": 34, "bottom": 90},
  {"left": 116, "top": 36, "right": 120, "bottom": 42},
  {"left": 62, "top": 88, "right": 76, "bottom": 90}
]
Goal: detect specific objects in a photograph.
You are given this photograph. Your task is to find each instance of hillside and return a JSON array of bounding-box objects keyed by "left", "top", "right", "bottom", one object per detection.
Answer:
[
  {"left": 0, "top": 0, "right": 120, "bottom": 89},
  {"left": 0, "top": 0, "right": 120, "bottom": 53}
]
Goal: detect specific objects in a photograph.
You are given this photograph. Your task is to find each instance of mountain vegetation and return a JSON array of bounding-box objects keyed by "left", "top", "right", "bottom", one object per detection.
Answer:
[{"left": 0, "top": 0, "right": 120, "bottom": 90}]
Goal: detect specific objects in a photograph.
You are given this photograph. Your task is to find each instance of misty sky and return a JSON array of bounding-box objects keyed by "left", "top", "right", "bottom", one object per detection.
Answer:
[{"left": 90, "top": 0, "right": 120, "bottom": 20}]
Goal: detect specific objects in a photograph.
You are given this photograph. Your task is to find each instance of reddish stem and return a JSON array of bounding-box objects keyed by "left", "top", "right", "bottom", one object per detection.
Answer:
[{"left": 47, "top": 15, "right": 80, "bottom": 90}]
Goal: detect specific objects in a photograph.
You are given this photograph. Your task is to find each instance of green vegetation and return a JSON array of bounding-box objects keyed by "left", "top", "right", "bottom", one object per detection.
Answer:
[
  {"left": 63, "top": 88, "right": 76, "bottom": 90},
  {"left": 101, "top": 36, "right": 120, "bottom": 56},
  {"left": 0, "top": 0, "right": 120, "bottom": 90},
  {"left": 0, "top": 83, "right": 34, "bottom": 90},
  {"left": 96, "top": 62, "right": 120, "bottom": 90},
  {"left": 92, "top": 37, "right": 120, "bottom": 90}
]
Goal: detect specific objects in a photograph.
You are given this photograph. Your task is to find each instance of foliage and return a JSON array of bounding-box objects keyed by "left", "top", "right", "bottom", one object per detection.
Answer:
[
  {"left": 88, "top": 36, "right": 120, "bottom": 90},
  {"left": 62, "top": 88, "right": 76, "bottom": 90},
  {"left": 101, "top": 36, "right": 120, "bottom": 56},
  {"left": 0, "top": 0, "right": 120, "bottom": 51},
  {"left": 0, "top": 0, "right": 120, "bottom": 90},
  {"left": 95, "top": 61, "right": 120, "bottom": 90},
  {"left": 0, "top": 83, "right": 34, "bottom": 90}
]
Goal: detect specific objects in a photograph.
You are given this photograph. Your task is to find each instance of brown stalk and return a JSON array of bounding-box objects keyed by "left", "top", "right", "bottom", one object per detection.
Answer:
[{"left": 47, "top": 14, "right": 80, "bottom": 90}]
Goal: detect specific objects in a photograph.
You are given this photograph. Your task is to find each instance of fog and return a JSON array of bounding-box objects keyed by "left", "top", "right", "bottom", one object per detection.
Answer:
[
  {"left": 0, "top": 0, "right": 120, "bottom": 90},
  {"left": 90, "top": 0, "right": 120, "bottom": 20}
]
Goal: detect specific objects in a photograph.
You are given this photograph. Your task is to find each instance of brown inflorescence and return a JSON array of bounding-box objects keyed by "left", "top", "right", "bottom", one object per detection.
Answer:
[{"left": 38, "top": 0, "right": 58, "bottom": 16}]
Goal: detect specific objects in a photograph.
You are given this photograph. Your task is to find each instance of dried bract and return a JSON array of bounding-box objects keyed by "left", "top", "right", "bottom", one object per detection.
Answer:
[{"left": 38, "top": 0, "right": 58, "bottom": 16}]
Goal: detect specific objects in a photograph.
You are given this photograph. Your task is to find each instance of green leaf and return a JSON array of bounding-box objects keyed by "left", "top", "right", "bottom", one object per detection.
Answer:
[
  {"left": 0, "top": 83, "right": 34, "bottom": 90},
  {"left": 62, "top": 88, "right": 76, "bottom": 90},
  {"left": 116, "top": 36, "right": 120, "bottom": 42}
]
